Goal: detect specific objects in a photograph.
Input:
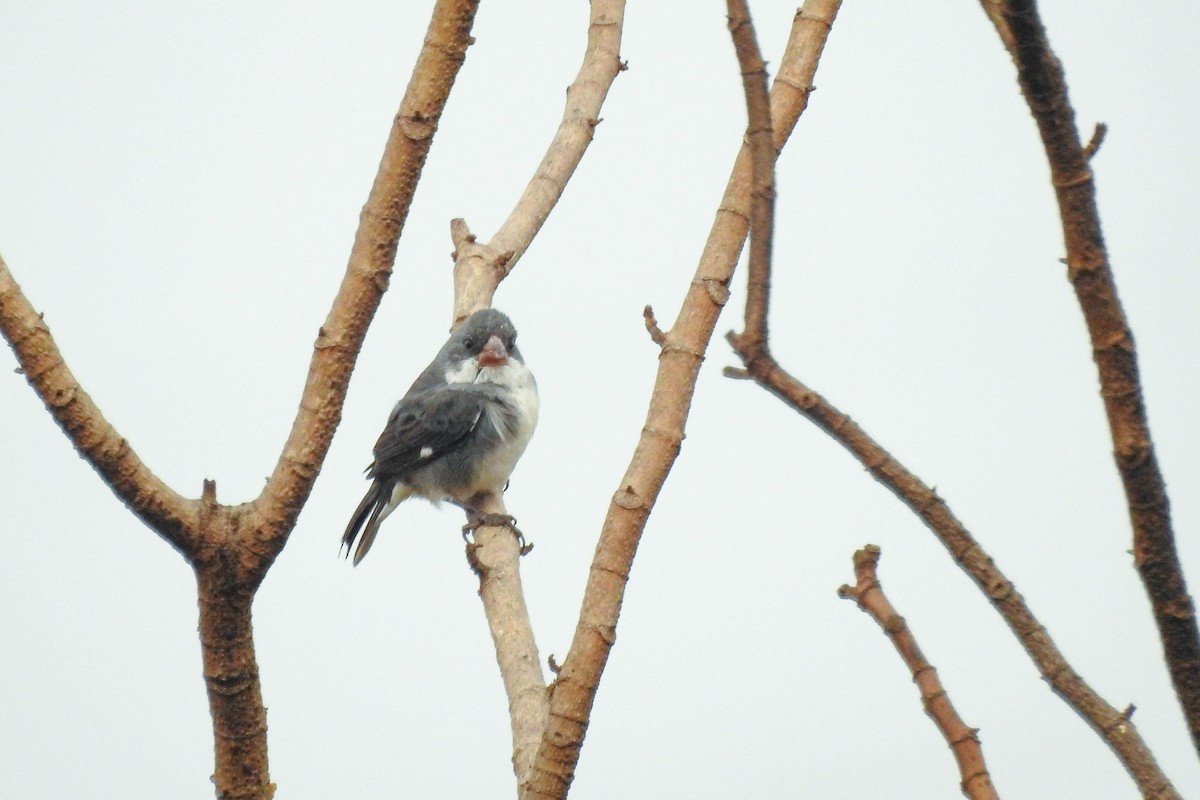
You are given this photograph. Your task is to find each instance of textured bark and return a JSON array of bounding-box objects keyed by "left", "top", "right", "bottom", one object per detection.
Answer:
[
  {"left": 196, "top": 525, "right": 273, "bottom": 800},
  {"left": 727, "top": 0, "right": 774, "bottom": 357},
  {"left": 522, "top": 4, "right": 842, "bottom": 798},
  {"left": 722, "top": 3, "right": 1182, "bottom": 795},
  {"left": 443, "top": 1, "right": 628, "bottom": 790},
  {"left": 465, "top": 491, "right": 549, "bottom": 785},
  {"left": 254, "top": 0, "right": 480, "bottom": 569},
  {"left": 0, "top": 1, "right": 479, "bottom": 795},
  {"left": 451, "top": 0, "right": 627, "bottom": 326},
  {"left": 840, "top": 546, "right": 1001, "bottom": 800},
  {"left": 0, "top": 255, "right": 199, "bottom": 554},
  {"left": 981, "top": 0, "right": 1200, "bottom": 758},
  {"left": 724, "top": 356, "right": 1180, "bottom": 799}
]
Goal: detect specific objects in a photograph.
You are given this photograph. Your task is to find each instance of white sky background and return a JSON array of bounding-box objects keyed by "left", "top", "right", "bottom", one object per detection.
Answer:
[{"left": 1, "top": 1, "right": 1198, "bottom": 798}]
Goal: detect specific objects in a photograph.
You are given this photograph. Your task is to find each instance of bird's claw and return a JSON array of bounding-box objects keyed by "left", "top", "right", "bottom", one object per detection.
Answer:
[{"left": 461, "top": 512, "right": 533, "bottom": 555}]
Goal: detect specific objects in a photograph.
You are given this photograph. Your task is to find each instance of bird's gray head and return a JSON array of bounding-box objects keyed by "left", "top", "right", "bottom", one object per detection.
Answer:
[{"left": 440, "top": 308, "right": 525, "bottom": 385}]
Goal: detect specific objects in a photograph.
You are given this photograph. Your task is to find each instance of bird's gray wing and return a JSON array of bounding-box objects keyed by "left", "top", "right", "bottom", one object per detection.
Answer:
[
  {"left": 342, "top": 389, "right": 487, "bottom": 565},
  {"left": 369, "top": 388, "right": 486, "bottom": 479}
]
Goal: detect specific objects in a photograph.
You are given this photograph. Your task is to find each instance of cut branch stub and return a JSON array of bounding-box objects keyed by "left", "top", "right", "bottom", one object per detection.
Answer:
[{"left": 451, "top": 218, "right": 514, "bottom": 325}]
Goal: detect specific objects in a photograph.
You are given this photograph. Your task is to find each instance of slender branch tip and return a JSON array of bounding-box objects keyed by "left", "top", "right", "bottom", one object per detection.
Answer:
[{"left": 643, "top": 305, "right": 667, "bottom": 345}]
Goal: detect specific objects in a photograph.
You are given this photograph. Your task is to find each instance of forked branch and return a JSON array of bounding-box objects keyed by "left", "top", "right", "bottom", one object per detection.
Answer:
[
  {"left": 839, "top": 545, "right": 1000, "bottom": 800},
  {"left": 726, "top": 355, "right": 1180, "bottom": 798},
  {"left": 725, "top": 1, "right": 1180, "bottom": 792},
  {"left": 447, "top": 1, "right": 628, "bottom": 789},
  {"left": 0, "top": 3, "right": 480, "bottom": 797},
  {"left": 451, "top": 0, "right": 627, "bottom": 325}
]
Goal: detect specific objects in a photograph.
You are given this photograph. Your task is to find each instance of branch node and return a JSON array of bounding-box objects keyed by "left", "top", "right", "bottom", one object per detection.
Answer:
[
  {"left": 1052, "top": 169, "right": 1093, "bottom": 189},
  {"left": 702, "top": 277, "right": 731, "bottom": 306},
  {"left": 612, "top": 485, "right": 644, "bottom": 510}
]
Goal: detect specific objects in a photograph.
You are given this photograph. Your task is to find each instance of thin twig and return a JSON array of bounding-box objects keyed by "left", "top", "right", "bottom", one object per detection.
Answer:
[
  {"left": 981, "top": 0, "right": 1200, "bottom": 760},
  {"left": 523, "top": 4, "right": 843, "bottom": 798},
  {"left": 839, "top": 545, "right": 1001, "bottom": 800},
  {"left": 727, "top": 0, "right": 775, "bottom": 357},
  {"left": 724, "top": 355, "right": 1180, "bottom": 798}
]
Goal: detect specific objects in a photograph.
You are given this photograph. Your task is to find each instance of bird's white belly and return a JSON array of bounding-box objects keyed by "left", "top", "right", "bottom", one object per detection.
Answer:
[{"left": 472, "top": 377, "right": 538, "bottom": 493}]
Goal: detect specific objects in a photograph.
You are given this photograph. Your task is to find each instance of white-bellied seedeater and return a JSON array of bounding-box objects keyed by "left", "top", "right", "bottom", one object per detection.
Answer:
[{"left": 342, "top": 308, "right": 538, "bottom": 565}]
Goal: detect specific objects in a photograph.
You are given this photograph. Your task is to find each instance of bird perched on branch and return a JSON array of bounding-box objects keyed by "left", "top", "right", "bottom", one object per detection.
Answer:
[{"left": 342, "top": 308, "right": 539, "bottom": 565}]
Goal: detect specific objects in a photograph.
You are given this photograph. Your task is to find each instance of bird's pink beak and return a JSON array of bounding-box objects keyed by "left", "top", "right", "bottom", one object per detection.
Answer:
[{"left": 477, "top": 335, "right": 509, "bottom": 367}]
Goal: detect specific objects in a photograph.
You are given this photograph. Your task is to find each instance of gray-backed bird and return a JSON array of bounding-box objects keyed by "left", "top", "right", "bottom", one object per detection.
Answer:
[{"left": 342, "top": 308, "right": 539, "bottom": 565}]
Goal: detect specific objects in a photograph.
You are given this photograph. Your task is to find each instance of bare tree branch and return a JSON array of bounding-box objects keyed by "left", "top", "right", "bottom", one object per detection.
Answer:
[
  {"left": 193, "top": 5, "right": 480, "bottom": 796},
  {"left": 523, "top": 4, "right": 842, "bottom": 798},
  {"left": 467, "top": 489, "right": 549, "bottom": 786},
  {"left": 839, "top": 545, "right": 1001, "bottom": 800},
  {"left": 725, "top": 356, "right": 1180, "bottom": 798},
  {"left": 0, "top": 254, "right": 200, "bottom": 553},
  {"left": 252, "top": 0, "right": 481, "bottom": 575},
  {"left": 437, "top": 2, "right": 628, "bottom": 790},
  {"left": 719, "top": 2, "right": 1181, "bottom": 795},
  {"left": 727, "top": 0, "right": 775, "bottom": 357},
  {"left": 980, "top": 0, "right": 1200, "bottom": 756},
  {"left": 1, "top": 3, "right": 480, "bottom": 797},
  {"left": 451, "top": 0, "right": 627, "bottom": 325}
]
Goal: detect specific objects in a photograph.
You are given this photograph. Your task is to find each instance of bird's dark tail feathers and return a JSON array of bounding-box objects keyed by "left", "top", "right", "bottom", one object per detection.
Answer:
[{"left": 342, "top": 481, "right": 391, "bottom": 566}]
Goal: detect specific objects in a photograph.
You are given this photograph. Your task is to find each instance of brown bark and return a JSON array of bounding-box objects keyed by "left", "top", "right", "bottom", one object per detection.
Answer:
[
  {"left": 253, "top": 0, "right": 480, "bottom": 565},
  {"left": 522, "top": 4, "right": 843, "bottom": 798},
  {"left": 727, "top": 0, "right": 774, "bottom": 357},
  {"left": 980, "top": 0, "right": 1200, "bottom": 758},
  {"left": 727, "top": 345, "right": 1180, "bottom": 798},
  {"left": 0, "top": 256, "right": 199, "bottom": 553},
  {"left": 451, "top": 0, "right": 627, "bottom": 326},
  {"left": 723, "top": 3, "right": 1181, "bottom": 796},
  {"left": 444, "top": 1, "right": 628, "bottom": 789},
  {"left": 0, "top": 1, "right": 479, "bottom": 795},
  {"left": 196, "top": 523, "right": 272, "bottom": 800},
  {"left": 839, "top": 546, "right": 1001, "bottom": 800}
]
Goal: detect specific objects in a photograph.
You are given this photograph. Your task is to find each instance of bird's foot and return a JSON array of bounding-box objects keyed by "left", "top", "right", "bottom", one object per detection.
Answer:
[{"left": 461, "top": 512, "right": 533, "bottom": 555}]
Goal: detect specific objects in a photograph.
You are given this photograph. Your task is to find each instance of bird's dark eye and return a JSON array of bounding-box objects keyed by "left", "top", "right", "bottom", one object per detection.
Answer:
[
  {"left": 462, "top": 336, "right": 475, "bottom": 351},
  {"left": 508, "top": 334, "right": 517, "bottom": 348}
]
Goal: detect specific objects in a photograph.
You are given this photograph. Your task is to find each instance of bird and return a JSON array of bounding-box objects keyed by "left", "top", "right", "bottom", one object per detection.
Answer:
[{"left": 341, "top": 308, "right": 539, "bottom": 565}]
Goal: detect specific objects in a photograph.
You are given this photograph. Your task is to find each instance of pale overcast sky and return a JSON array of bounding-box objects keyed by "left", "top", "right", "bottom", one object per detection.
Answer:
[{"left": 2, "top": 2, "right": 1199, "bottom": 798}]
